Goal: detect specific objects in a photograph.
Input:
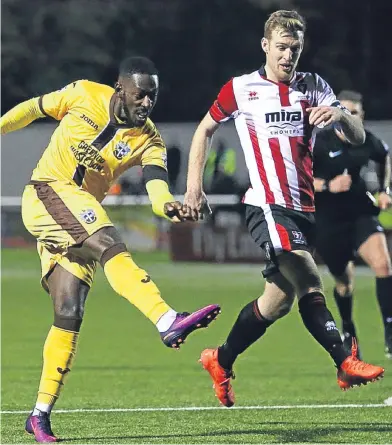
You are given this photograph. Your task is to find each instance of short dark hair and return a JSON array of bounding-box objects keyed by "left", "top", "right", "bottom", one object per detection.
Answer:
[
  {"left": 119, "top": 56, "right": 158, "bottom": 78},
  {"left": 337, "top": 90, "right": 363, "bottom": 103},
  {"left": 264, "top": 10, "right": 306, "bottom": 39}
]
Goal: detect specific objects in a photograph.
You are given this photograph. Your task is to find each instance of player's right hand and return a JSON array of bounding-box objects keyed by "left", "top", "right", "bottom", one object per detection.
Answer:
[
  {"left": 164, "top": 201, "right": 197, "bottom": 222},
  {"left": 183, "top": 189, "right": 210, "bottom": 221},
  {"left": 328, "top": 173, "right": 352, "bottom": 193}
]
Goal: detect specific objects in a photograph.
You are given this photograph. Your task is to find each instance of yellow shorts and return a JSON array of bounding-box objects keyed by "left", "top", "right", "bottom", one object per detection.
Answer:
[{"left": 22, "top": 181, "right": 113, "bottom": 291}]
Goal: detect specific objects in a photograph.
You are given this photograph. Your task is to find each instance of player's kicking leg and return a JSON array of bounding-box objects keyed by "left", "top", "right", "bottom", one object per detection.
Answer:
[
  {"left": 25, "top": 264, "right": 90, "bottom": 443},
  {"left": 69, "top": 226, "right": 220, "bottom": 349},
  {"left": 200, "top": 272, "right": 295, "bottom": 406}
]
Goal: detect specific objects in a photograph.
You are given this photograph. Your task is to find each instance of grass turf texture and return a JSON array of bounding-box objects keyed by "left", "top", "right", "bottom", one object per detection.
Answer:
[{"left": 2, "top": 248, "right": 391, "bottom": 444}]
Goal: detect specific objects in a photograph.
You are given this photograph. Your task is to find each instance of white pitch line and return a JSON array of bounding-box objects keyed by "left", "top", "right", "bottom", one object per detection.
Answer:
[{"left": 1, "top": 403, "right": 391, "bottom": 414}]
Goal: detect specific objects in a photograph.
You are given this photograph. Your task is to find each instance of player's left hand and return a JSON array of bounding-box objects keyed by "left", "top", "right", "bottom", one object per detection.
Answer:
[
  {"left": 164, "top": 201, "right": 196, "bottom": 222},
  {"left": 378, "top": 192, "right": 392, "bottom": 210},
  {"left": 306, "top": 106, "right": 343, "bottom": 128}
]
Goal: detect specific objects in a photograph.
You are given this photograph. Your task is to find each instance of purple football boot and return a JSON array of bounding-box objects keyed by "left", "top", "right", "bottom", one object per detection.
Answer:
[
  {"left": 25, "top": 411, "right": 58, "bottom": 443},
  {"left": 161, "top": 304, "right": 221, "bottom": 349}
]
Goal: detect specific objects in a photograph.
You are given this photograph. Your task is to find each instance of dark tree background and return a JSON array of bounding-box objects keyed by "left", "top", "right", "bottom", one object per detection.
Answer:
[{"left": 2, "top": 0, "right": 391, "bottom": 120}]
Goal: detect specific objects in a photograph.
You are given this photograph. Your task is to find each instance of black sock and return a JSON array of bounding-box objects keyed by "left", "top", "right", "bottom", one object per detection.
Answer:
[
  {"left": 299, "top": 292, "right": 348, "bottom": 367},
  {"left": 333, "top": 287, "right": 353, "bottom": 327},
  {"left": 376, "top": 276, "right": 392, "bottom": 337},
  {"left": 217, "top": 300, "right": 274, "bottom": 370}
]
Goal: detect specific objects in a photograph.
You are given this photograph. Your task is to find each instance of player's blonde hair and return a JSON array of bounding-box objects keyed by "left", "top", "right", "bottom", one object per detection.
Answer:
[{"left": 264, "top": 10, "right": 306, "bottom": 39}]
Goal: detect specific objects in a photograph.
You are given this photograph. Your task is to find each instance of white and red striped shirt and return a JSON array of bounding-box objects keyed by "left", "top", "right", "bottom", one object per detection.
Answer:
[{"left": 209, "top": 66, "right": 343, "bottom": 212}]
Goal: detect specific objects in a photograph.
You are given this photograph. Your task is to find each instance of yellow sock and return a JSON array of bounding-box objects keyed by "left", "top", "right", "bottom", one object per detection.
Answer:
[
  {"left": 37, "top": 326, "right": 79, "bottom": 406},
  {"left": 104, "top": 252, "right": 171, "bottom": 324}
]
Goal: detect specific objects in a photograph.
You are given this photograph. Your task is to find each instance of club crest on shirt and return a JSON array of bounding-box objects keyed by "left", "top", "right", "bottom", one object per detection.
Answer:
[
  {"left": 113, "top": 141, "right": 131, "bottom": 160},
  {"left": 80, "top": 209, "right": 97, "bottom": 224}
]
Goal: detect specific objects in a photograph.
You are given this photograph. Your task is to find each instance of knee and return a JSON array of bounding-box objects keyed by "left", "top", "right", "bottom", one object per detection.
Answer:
[
  {"left": 275, "top": 298, "right": 295, "bottom": 319},
  {"left": 258, "top": 290, "right": 295, "bottom": 321},
  {"left": 77, "top": 227, "right": 127, "bottom": 265},
  {"left": 370, "top": 258, "right": 392, "bottom": 277},
  {"left": 55, "top": 298, "right": 85, "bottom": 319},
  {"left": 335, "top": 282, "right": 354, "bottom": 296},
  {"left": 280, "top": 251, "right": 323, "bottom": 296},
  {"left": 54, "top": 300, "right": 84, "bottom": 331}
]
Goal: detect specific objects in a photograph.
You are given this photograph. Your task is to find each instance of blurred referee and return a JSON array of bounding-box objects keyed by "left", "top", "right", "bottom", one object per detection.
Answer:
[{"left": 313, "top": 90, "right": 392, "bottom": 359}]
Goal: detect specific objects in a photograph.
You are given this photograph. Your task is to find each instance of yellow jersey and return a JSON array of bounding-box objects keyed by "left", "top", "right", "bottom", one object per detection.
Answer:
[{"left": 31, "top": 80, "right": 167, "bottom": 202}]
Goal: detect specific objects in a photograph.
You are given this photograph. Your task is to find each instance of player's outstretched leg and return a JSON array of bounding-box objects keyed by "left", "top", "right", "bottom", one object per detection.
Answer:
[
  {"left": 72, "top": 228, "right": 221, "bottom": 350},
  {"left": 200, "top": 299, "right": 276, "bottom": 406},
  {"left": 102, "top": 249, "right": 220, "bottom": 348},
  {"left": 200, "top": 277, "right": 294, "bottom": 407},
  {"left": 92, "top": 229, "right": 220, "bottom": 348}
]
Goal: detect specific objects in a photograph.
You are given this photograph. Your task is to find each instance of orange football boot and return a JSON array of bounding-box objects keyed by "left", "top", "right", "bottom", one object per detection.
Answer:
[
  {"left": 337, "top": 338, "right": 385, "bottom": 390},
  {"left": 199, "top": 348, "right": 235, "bottom": 407}
]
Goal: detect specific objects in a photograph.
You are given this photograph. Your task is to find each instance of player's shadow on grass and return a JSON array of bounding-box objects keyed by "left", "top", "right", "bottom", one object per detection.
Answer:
[{"left": 60, "top": 421, "right": 392, "bottom": 443}]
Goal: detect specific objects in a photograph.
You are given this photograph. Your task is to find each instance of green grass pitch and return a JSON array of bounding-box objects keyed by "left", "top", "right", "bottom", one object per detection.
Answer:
[{"left": 1, "top": 248, "right": 391, "bottom": 444}]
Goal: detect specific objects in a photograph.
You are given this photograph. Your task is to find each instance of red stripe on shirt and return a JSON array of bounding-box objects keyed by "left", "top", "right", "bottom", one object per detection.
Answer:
[
  {"left": 286, "top": 99, "right": 314, "bottom": 211},
  {"left": 268, "top": 137, "right": 294, "bottom": 209},
  {"left": 246, "top": 118, "right": 275, "bottom": 203},
  {"left": 278, "top": 83, "right": 291, "bottom": 107}
]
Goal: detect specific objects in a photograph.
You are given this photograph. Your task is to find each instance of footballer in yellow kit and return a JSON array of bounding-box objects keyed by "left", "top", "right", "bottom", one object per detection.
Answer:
[
  {"left": 1, "top": 56, "right": 220, "bottom": 442},
  {"left": 21, "top": 77, "right": 170, "bottom": 289}
]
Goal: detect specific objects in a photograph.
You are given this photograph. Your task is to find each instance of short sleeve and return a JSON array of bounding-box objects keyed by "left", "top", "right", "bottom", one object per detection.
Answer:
[
  {"left": 141, "top": 128, "right": 168, "bottom": 170},
  {"left": 313, "top": 74, "right": 350, "bottom": 116},
  {"left": 209, "top": 78, "right": 238, "bottom": 123},
  {"left": 39, "top": 81, "right": 80, "bottom": 120}
]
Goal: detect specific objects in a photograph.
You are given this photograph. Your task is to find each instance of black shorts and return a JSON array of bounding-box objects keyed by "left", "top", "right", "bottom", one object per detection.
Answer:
[
  {"left": 245, "top": 204, "right": 316, "bottom": 278},
  {"left": 315, "top": 215, "right": 384, "bottom": 276}
]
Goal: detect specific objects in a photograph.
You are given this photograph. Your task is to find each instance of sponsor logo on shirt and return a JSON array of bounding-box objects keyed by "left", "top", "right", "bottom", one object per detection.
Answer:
[
  {"left": 80, "top": 114, "right": 99, "bottom": 131},
  {"left": 248, "top": 91, "right": 259, "bottom": 101},
  {"left": 70, "top": 141, "right": 105, "bottom": 172},
  {"left": 265, "top": 110, "right": 301, "bottom": 124},
  {"left": 265, "top": 110, "right": 303, "bottom": 136}
]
